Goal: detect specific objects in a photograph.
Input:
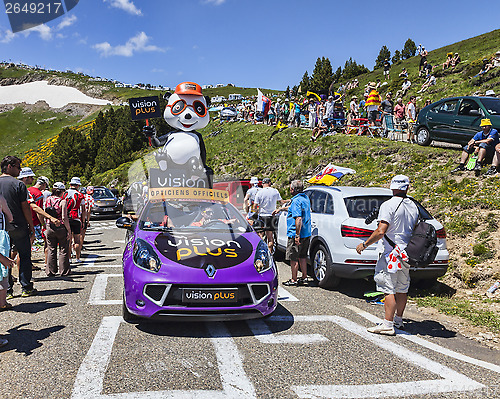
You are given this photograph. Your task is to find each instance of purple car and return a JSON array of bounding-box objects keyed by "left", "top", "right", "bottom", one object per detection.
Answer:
[{"left": 116, "top": 199, "right": 278, "bottom": 322}]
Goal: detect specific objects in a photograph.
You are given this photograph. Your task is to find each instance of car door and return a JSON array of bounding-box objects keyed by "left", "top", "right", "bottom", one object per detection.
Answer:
[
  {"left": 308, "top": 190, "right": 328, "bottom": 238},
  {"left": 431, "top": 99, "right": 460, "bottom": 142},
  {"left": 455, "top": 99, "right": 483, "bottom": 142}
]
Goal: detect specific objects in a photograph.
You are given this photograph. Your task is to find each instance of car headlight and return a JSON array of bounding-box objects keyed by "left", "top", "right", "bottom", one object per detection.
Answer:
[
  {"left": 254, "top": 240, "right": 273, "bottom": 273},
  {"left": 133, "top": 239, "right": 161, "bottom": 273}
]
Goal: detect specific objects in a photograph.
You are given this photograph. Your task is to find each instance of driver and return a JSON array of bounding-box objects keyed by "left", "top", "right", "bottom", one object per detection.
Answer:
[{"left": 190, "top": 206, "right": 236, "bottom": 227}]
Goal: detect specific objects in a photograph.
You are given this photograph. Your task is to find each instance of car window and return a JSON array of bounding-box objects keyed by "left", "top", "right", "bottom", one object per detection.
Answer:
[
  {"left": 458, "top": 99, "right": 481, "bottom": 116},
  {"left": 436, "top": 100, "right": 458, "bottom": 114},
  {"left": 325, "top": 194, "right": 334, "bottom": 214},
  {"left": 308, "top": 190, "right": 327, "bottom": 213},
  {"left": 480, "top": 98, "right": 500, "bottom": 116},
  {"left": 93, "top": 188, "right": 114, "bottom": 199}
]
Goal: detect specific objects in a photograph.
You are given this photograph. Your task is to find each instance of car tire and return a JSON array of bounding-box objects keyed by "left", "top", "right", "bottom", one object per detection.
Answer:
[
  {"left": 122, "top": 293, "right": 139, "bottom": 323},
  {"left": 311, "top": 244, "right": 340, "bottom": 289},
  {"left": 416, "top": 127, "right": 432, "bottom": 146}
]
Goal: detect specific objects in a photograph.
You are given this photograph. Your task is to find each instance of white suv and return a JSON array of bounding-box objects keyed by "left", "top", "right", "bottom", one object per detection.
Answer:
[{"left": 276, "top": 186, "right": 449, "bottom": 289}]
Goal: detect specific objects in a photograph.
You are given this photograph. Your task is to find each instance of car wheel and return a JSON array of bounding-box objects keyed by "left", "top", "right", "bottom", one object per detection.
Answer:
[
  {"left": 312, "top": 244, "right": 340, "bottom": 289},
  {"left": 416, "top": 127, "right": 432, "bottom": 146},
  {"left": 122, "top": 293, "right": 139, "bottom": 323}
]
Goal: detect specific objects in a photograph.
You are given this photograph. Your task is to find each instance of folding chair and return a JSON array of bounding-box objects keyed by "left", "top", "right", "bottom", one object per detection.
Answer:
[{"left": 385, "top": 114, "right": 405, "bottom": 141}]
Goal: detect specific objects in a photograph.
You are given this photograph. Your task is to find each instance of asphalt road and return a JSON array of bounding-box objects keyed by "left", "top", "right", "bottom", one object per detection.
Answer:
[{"left": 0, "top": 219, "right": 499, "bottom": 399}]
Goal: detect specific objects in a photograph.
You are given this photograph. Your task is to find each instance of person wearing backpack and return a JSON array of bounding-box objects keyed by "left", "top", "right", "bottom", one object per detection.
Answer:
[
  {"left": 356, "top": 175, "right": 419, "bottom": 335},
  {"left": 44, "top": 182, "right": 71, "bottom": 276},
  {"left": 65, "top": 177, "right": 86, "bottom": 263}
]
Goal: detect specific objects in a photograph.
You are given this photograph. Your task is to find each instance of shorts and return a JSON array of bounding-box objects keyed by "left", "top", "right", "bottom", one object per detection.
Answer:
[
  {"left": 373, "top": 254, "right": 410, "bottom": 294},
  {"left": 0, "top": 276, "right": 7, "bottom": 290},
  {"left": 254, "top": 215, "right": 277, "bottom": 232},
  {"left": 383, "top": 70, "right": 390, "bottom": 75},
  {"left": 463, "top": 142, "right": 494, "bottom": 156},
  {"left": 286, "top": 236, "right": 310, "bottom": 261},
  {"left": 69, "top": 219, "right": 82, "bottom": 235},
  {"left": 368, "top": 110, "right": 379, "bottom": 122}
]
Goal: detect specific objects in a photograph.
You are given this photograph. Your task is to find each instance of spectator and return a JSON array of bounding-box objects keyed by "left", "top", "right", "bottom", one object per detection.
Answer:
[
  {"left": 399, "top": 68, "right": 408, "bottom": 78},
  {"left": 405, "top": 96, "right": 417, "bottom": 143},
  {"left": 325, "top": 95, "right": 335, "bottom": 129},
  {"left": 419, "top": 46, "right": 428, "bottom": 73},
  {"left": 275, "top": 99, "right": 282, "bottom": 122},
  {"left": 109, "top": 184, "right": 119, "bottom": 197},
  {"left": 356, "top": 175, "right": 419, "bottom": 335},
  {"left": 380, "top": 92, "right": 394, "bottom": 135},
  {"left": 0, "top": 194, "right": 14, "bottom": 311},
  {"left": 451, "top": 52, "right": 461, "bottom": 69},
  {"left": 65, "top": 177, "right": 86, "bottom": 263},
  {"left": 0, "top": 156, "right": 37, "bottom": 298},
  {"left": 473, "top": 51, "right": 500, "bottom": 78},
  {"left": 349, "top": 95, "right": 359, "bottom": 125},
  {"left": 81, "top": 186, "right": 94, "bottom": 247},
  {"left": 45, "top": 182, "right": 71, "bottom": 276},
  {"left": 442, "top": 52, "right": 454, "bottom": 70},
  {"left": 394, "top": 98, "right": 405, "bottom": 124},
  {"left": 307, "top": 98, "right": 317, "bottom": 129},
  {"left": 383, "top": 58, "right": 391, "bottom": 80},
  {"left": 277, "top": 180, "right": 311, "bottom": 286},
  {"left": 252, "top": 177, "right": 287, "bottom": 254},
  {"left": 418, "top": 74, "right": 436, "bottom": 93},
  {"left": 420, "top": 60, "right": 433, "bottom": 77},
  {"left": 424, "top": 99, "right": 432, "bottom": 107},
  {"left": 365, "top": 82, "right": 381, "bottom": 127},
  {"left": 358, "top": 94, "right": 367, "bottom": 119},
  {"left": 27, "top": 175, "right": 50, "bottom": 245},
  {"left": 400, "top": 77, "right": 412, "bottom": 97},
  {"left": 243, "top": 177, "right": 261, "bottom": 218},
  {"left": 293, "top": 100, "right": 302, "bottom": 127},
  {"left": 452, "top": 119, "right": 499, "bottom": 176}
]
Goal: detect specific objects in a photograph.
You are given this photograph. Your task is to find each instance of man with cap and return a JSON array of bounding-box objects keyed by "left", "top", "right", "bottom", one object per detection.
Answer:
[
  {"left": 244, "top": 177, "right": 261, "bottom": 218},
  {"left": 356, "top": 175, "right": 419, "bottom": 335},
  {"left": 452, "top": 119, "right": 499, "bottom": 176},
  {"left": 0, "top": 156, "right": 37, "bottom": 297},
  {"left": 252, "top": 177, "right": 287, "bottom": 254},
  {"left": 365, "top": 82, "right": 381, "bottom": 127},
  {"left": 65, "top": 177, "right": 86, "bottom": 262}
]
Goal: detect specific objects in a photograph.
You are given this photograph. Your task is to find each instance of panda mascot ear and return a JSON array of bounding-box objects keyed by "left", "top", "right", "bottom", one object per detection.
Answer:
[
  {"left": 204, "top": 95, "right": 211, "bottom": 107},
  {"left": 163, "top": 92, "right": 172, "bottom": 101}
]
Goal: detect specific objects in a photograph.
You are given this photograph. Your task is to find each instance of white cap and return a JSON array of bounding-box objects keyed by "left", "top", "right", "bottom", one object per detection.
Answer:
[
  {"left": 37, "top": 176, "right": 49, "bottom": 185},
  {"left": 70, "top": 177, "right": 82, "bottom": 186},
  {"left": 53, "top": 182, "right": 65, "bottom": 190},
  {"left": 17, "top": 167, "right": 35, "bottom": 179},
  {"left": 390, "top": 175, "right": 410, "bottom": 191},
  {"left": 250, "top": 176, "right": 259, "bottom": 185},
  {"left": 486, "top": 90, "right": 496, "bottom": 96}
]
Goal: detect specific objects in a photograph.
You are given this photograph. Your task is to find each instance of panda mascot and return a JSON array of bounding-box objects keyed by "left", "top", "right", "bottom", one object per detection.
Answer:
[{"left": 147, "top": 82, "right": 213, "bottom": 187}]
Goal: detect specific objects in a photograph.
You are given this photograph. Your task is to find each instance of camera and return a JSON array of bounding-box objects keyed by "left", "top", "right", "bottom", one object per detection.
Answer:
[{"left": 364, "top": 207, "right": 379, "bottom": 225}]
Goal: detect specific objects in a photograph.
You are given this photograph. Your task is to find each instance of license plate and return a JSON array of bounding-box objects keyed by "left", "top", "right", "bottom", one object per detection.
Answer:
[
  {"left": 103, "top": 208, "right": 114, "bottom": 212},
  {"left": 182, "top": 288, "right": 238, "bottom": 303}
]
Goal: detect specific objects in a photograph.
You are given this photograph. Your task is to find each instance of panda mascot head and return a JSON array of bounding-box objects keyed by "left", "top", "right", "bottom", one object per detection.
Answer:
[{"left": 164, "top": 82, "right": 210, "bottom": 131}]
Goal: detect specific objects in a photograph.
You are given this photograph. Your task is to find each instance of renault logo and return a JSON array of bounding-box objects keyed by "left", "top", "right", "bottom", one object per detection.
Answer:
[{"left": 205, "top": 264, "right": 216, "bottom": 278}]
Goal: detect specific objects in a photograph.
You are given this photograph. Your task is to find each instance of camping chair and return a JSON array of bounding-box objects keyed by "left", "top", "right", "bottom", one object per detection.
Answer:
[{"left": 384, "top": 114, "right": 405, "bottom": 141}]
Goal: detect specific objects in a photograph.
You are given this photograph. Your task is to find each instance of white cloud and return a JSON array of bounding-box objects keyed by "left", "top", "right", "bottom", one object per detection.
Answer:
[
  {"left": 26, "top": 24, "right": 53, "bottom": 41},
  {"left": 203, "top": 0, "right": 226, "bottom": 5},
  {"left": 104, "top": 0, "right": 142, "bottom": 15},
  {"left": 93, "top": 32, "right": 165, "bottom": 57},
  {"left": 0, "top": 29, "right": 15, "bottom": 44},
  {"left": 14, "top": 14, "right": 77, "bottom": 41},
  {"left": 57, "top": 15, "right": 77, "bottom": 30}
]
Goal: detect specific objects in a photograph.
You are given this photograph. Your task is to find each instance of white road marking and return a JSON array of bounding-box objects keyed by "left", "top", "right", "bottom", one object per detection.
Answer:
[
  {"left": 266, "top": 315, "right": 484, "bottom": 398},
  {"left": 79, "top": 254, "right": 122, "bottom": 268},
  {"left": 247, "top": 319, "right": 328, "bottom": 344},
  {"left": 346, "top": 304, "right": 500, "bottom": 374},
  {"left": 277, "top": 286, "right": 299, "bottom": 301},
  {"left": 114, "top": 240, "right": 125, "bottom": 244},
  {"left": 88, "top": 274, "right": 122, "bottom": 305},
  {"left": 71, "top": 318, "right": 257, "bottom": 399}
]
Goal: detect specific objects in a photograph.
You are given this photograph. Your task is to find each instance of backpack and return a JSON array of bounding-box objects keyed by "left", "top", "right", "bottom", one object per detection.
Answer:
[
  {"left": 384, "top": 199, "right": 438, "bottom": 268},
  {"left": 45, "top": 196, "right": 63, "bottom": 222}
]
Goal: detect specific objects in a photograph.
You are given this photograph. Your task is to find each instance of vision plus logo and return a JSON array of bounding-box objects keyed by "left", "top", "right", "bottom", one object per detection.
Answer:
[{"left": 4, "top": 0, "right": 79, "bottom": 33}]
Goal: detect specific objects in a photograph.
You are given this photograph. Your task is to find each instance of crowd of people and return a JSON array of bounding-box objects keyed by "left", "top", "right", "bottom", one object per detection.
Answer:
[{"left": 0, "top": 156, "right": 94, "bottom": 348}]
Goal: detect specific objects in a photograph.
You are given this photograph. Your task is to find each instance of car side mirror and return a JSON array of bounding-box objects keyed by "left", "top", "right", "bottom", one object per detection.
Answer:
[
  {"left": 469, "top": 109, "right": 481, "bottom": 116},
  {"left": 116, "top": 216, "right": 135, "bottom": 230}
]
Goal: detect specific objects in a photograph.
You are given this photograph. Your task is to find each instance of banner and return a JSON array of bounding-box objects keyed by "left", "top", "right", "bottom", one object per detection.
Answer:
[
  {"left": 129, "top": 96, "right": 162, "bottom": 120},
  {"left": 149, "top": 187, "right": 229, "bottom": 203},
  {"left": 308, "top": 163, "right": 356, "bottom": 186}
]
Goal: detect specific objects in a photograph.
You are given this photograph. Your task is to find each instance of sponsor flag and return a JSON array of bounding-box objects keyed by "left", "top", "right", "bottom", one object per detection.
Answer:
[{"left": 308, "top": 163, "right": 356, "bottom": 185}]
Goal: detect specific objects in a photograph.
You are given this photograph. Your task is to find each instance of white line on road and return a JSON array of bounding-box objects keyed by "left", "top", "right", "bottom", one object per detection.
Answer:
[
  {"left": 247, "top": 319, "right": 328, "bottom": 344},
  {"left": 71, "top": 318, "right": 257, "bottom": 399},
  {"left": 88, "top": 274, "right": 122, "bottom": 305},
  {"left": 267, "top": 315, "right": 484, "bottom": 398},
  {"left": 346, "top": 304, "right": 500, "bottom": 374},
  {"left": 114, "top": 240, "right": 125, "bottom": 244},
  {"left": 277, "top": 286, "right": 299, "bottom": 301}
]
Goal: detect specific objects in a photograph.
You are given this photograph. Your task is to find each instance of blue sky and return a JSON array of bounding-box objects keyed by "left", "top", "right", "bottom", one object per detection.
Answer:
[{"left": 1, "top": 0, "right": 499, "bottom": 91}]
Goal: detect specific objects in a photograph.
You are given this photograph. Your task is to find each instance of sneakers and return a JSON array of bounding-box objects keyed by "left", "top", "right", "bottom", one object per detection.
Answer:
[
  {"left": 367, "top": 323, "right": 396, "bottom": 336},
  {"left": 282, "top": 279, "right": 298, "bottom": 287},
  {"left": 6, "top": 293, "right": 13, "bottom": 300},
  {"left": 393, "top": 319, "right": 405, "bottom": 330},
  {"left": 451, "top": 165, "right": 465, "bottom": 173},
  {"left": 485, "top": 166, "right": 498, "bottom": 176},
  {"left": 474, "top": 161, "right": 482, "bottom": 176},
  {"left": 21, "top": 288, "right": 38, "bottom": 297}
]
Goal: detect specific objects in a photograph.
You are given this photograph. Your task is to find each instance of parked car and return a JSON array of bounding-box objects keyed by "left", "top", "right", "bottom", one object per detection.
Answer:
[
  {"left": 122, "top": 182, "right": 145, "bottom": 214},
  {"left": 116, "top": 198, "right": 278, "bottom": 321},
  {"left": 90, "top": 186, "right": 123, "bottom": 218},
  {"left": 415, "top": 96, "right": 500, "bottom": 146},
  {"left": 276, "top": 186, "right": 449, "bottom": 289}
]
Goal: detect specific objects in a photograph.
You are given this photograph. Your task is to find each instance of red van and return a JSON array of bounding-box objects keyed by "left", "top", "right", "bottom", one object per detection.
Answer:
[{"left": 213, "top": 180, "right": 257, "bottom": 210}]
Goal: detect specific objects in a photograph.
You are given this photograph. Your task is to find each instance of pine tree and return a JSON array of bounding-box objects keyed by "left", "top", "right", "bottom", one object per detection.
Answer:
[
  {"left": 299, "top": 71, "right": 310, "bottom": 93},
  {"left": 310, "top": 57, "right": 334, "bottom": 94},
  {"left": 392, "top": 50, "right": 402, "bottom": 64},
  {"left": 285, "top": 86, "right": 290, "bottom": 99},
  {"left": 375, "top": 46, "right": 391, "bottom": 69},
  {"left": 333, "top": 66, "right": 342, "bottom": 83},
  {"left": 50, "top": 127, "right": 89, "bottom": 181},
  {"left": 402, "top": 39, "right": 417, "bottom": 59}
]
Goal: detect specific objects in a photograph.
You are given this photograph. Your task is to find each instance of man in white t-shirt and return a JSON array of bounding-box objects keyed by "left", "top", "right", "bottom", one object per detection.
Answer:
[
  {"left": 356, "top": 175, "right": 419, "bottom": 336},
  {"left": 243, "top": 177, "right": 261, "bottom": 218},
  {"left": 252, "top": 177, "right": 287, "bottom": 253}
]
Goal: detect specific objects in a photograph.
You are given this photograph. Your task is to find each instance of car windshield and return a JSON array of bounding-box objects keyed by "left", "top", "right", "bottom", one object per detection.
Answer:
[
  {"left": 479, "top": 98, "right": 500, "bottom": 115},
  {"left": 139, "top": 200, "right": 251, "bottom": 233},
  {"left": 344, "top": 196, "right": 432, "bottom": 220},
  {"left": 93, "top": 188, "right": 115, "bottom": 199}
]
